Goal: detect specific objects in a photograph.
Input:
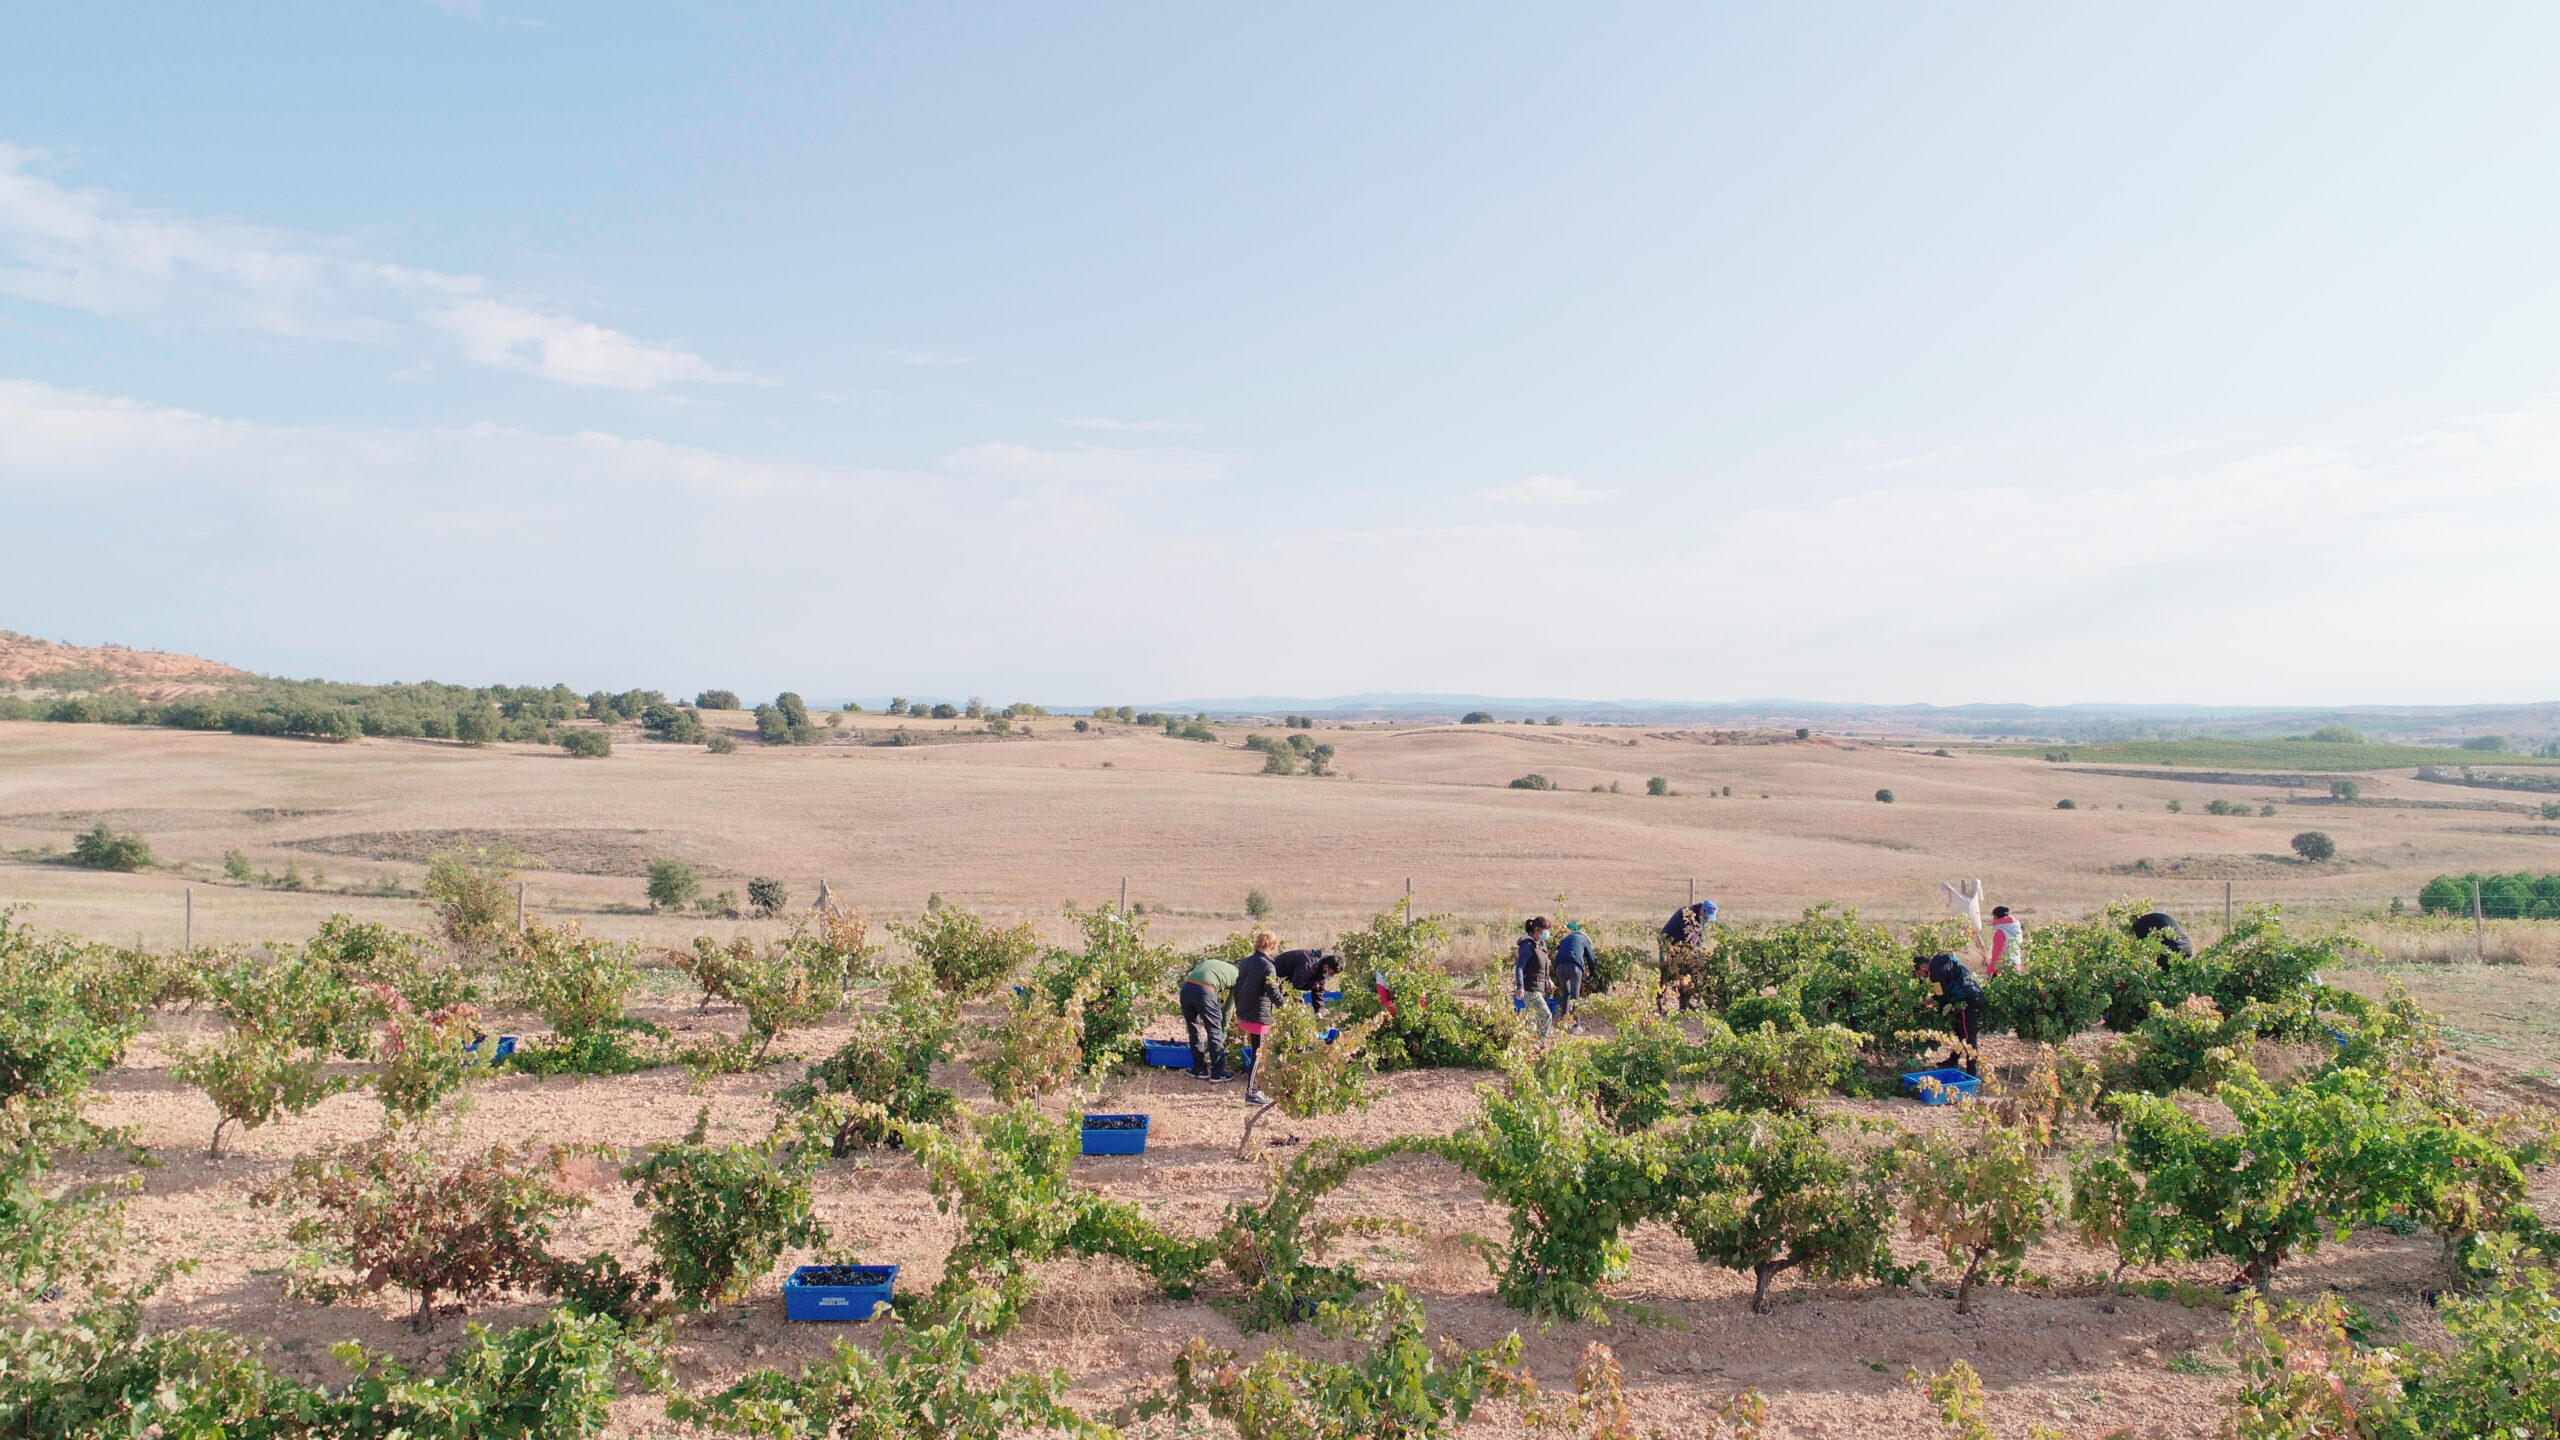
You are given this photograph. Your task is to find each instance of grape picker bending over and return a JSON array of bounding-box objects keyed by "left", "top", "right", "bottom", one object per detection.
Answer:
[{"left": 1913, "top": 949, "right": 1985, "bottom": 1077}]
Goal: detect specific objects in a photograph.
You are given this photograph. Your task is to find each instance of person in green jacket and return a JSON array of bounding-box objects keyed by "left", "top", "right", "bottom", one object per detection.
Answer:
[{"left": 1181, "top": 948, "right": 1240, "bottom": 1082}]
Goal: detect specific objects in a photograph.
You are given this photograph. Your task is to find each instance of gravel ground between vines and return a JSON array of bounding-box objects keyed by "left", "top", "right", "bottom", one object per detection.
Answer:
[{"left": 68, "top": 996, "right": 2558, "bottom": 1440}]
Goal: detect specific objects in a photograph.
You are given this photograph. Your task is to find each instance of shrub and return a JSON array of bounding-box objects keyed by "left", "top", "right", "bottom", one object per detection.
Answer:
[
  {"left": 696, "top": 689, "right": 740, "bottom": 711},
  {"left": 1670, "top": 1109, "right": 1895, "bottom": 1313},
  {"left": 708, "top": 910, "right": 871, "bottom": 1061},
  {"left": 1329, "top": 902, "right": 1512, "bottom": 1071},
  {"left": 640, "top": 703, "right": 706, "bottom": 744},
  {"left": 746, "top": 876, "right": 788, "bottom": 917},
  {"left": 503, "top": 920, "right": 639, "bottom": 1040},
  {"left": 2460, "top": 734, "right": 2506, "bottom": 752},
  {"left": 1981, "top": 906, "right": 2161, "bottom": 1042},
  {"left": 2072, "top": 1064, "right": 2415, "bottom": 1292},
  {"left": 889, "top": 905, "right": 1038, "bottom": 1000},
  {"left": 371, "top": 997, "right": 493, "bottom": 1130},
  {"left": 172, "top": 952, "right": 376, "bottom": 1156},
  {"left": 1795, "top": 727, "right": 1811, "bottom": 739},
  {"left": 2099, "top": 995, "right": 2260, "bottom": 1097},
  {"left": 1645, "top": 776, "right": 1669, "bottom": 796},
  {"left": 780, "top": 988, "right": 958, "bottom": 1154},
  {"left": 705, "top": 733, "right": 737, "bottom": 754},
  {"left": 670, "top": 1303, "right": 1099, "bottom": 1440},
  {"left": 1897, "top": 1110, "right": 2057, "bottom": 1314},
  {"left": 1578, "top": 998, "right": 1704, "bottom": 1132},
  {"left": 1875, "top": 789, "right": 1894, "bottom": 803},
  {"left": 905, "top": 1104, "right": 1215, "bottom": 1334},
  {"left": 1438, "top": 1048, "right": 1671, "bottom": 1322},
  {"left": 645, "top": 858, "right": 701, "bottom": 913},
  {"left": 67, "top": 823, "right": 150, "bottom": 872},
  {"left": 2291, "top": 830, "right": 2336, "bottom": 862},
  {"left": 0, "top": 910, "right": 143, "bottom": 1117},
  {"left": 1238, "top": 1003, "right": 1384, "bottom": 1156},
  {"left": 1023, "top": 906, "right": 1179, "bottom": 1072},
  {"left": 1126, "top": 1286, "right": 1528, "bottom": 1440},
  {"left": 254, "top": 1138, "right": 585, "bottom": 1330},
  {"left": 930, "top": 703, "right": 959, "bottom": 719},
  {"left": 1508, "top": 774, "right": 1553, "bottom": 791},
  {"left": 453, "top": 700, "right": 499, "bottom": 745},
  {"left": 1216, "top": 1137, "right": 1420, "bottom": 1333},
  {"left": 976, "top": 986, "right": 1083, "bottom": 1104},
  {"left": 425, "top": 847, "right": 520, "bottom": 960},
  {"left": 2055, "top": 798, "right": 2075, "bottom": 809},
  {"left": 2329, "top": 778, "right": 2360, "bottom": 800},
  {"left": 172, "top": 1023, "right": 352, "bottom": 1158},
  {"left": 625, "top": 1108, "right": 826, "bottom": 1311},
  {"left": 1699, "top": 1016, "right": 1858, "bottom": 1113},
  {"left": 1462, "top": 711, "right": 1493, "bottom": 724},
  {"left": 557, "top": 728, "right": 612, "bottom": 758},
  {"left": 1263, "top": 747, "right": 1300, "bottom": 775},
  {"left": 1245, "top": 889, "right": 1273, "bottom": 921}
]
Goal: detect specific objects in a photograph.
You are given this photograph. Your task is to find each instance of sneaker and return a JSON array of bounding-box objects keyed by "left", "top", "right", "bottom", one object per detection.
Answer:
[
  {"left": 1187, "top": 1069, "right": 1208, "bottom": 1080},
  {"left": 1243, "top": 1090, "right": 1269, "bottom": 1104},
  {"left": 1206, "top": 1073, "right": 1232, "bottom": 1084}
]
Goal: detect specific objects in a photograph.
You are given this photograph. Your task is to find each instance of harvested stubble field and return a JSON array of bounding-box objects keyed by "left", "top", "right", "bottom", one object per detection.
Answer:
[{"left": 9, "top": 715, "right": 2560, "bottom": 1438}]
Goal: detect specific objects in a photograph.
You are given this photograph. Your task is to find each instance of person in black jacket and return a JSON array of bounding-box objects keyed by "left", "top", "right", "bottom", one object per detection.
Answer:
[
  {"left": 1514, "top": 917, "right": 1554, "bottom": 1035},
  {"left": 2129, "top": 911, "right": 2192, "bottom": 968},
  {"left": 1232, "top": 931, "right": 1281, "bottom": 1103},
  {"left": 1274, "top": 947, "right": 1345, "bottom": 1013},
  {"left": 1912, "top": 950, "right": 1985, "bottom": 1076}
]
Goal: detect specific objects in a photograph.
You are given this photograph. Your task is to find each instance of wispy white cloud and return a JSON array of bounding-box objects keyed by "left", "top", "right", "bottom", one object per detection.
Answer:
[
  {"left": 423, "top": 299, "right": 760, "bottom": 392},
  {"left": 1475, "top": 472, "right": 1609, "bottom": 505},
  {"left": 0, "top": 144, "right": 753, "bottom": 391}
]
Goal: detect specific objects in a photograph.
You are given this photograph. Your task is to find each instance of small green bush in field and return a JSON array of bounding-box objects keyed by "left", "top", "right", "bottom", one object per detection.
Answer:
[
  {"left": 1646, "top": 776, "right": 1670, "bottom": 796},
  {"left": 646, "top": 859, "right": 701, "bottom": 913},
  {"left": 558, "top": 728, "right": 612, "bottom": 758},
  {"left": 625, "top": 1108, "right": 826, "bottom": 1311},
  {"left": 2291, "top": 830, "right": 2336, "bottom": 863},
  {"left": 69, "top": 823, "right": 150, "bottom": 872},
  {"left": 890, "top": 905, "right": 1039, "bottom": 1000}
]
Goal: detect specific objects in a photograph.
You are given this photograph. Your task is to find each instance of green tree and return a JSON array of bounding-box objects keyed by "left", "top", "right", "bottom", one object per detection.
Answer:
[
  {"left": 558, "top": 728, "right": 612, "bottom": 758},
  {"left": 696, "top": 689, "right": 741, "bottom": 711},
  {"left": 646, "top": 859, "right": 701, "bottom": 913},
  {"left": 2291, "top": 830, "right": 2336, "bottom": 862},
  {"left": 746, "top": 876, "right": 789, "bottom": 917},
  {"left": 1645, "top": 776, "right": 1670, "bottom": 796}
]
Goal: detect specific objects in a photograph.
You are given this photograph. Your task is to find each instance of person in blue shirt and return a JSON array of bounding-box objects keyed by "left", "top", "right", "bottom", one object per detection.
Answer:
[
  {"left": 1913, "top": 950, "right": 1985, "bottom": 1076},
  {"left": 1549, "top": 920, "right": 1594, "bottom": 1027},
  {"left": 1513, "top": 917, "right": 1553, "bottom": 1035}
]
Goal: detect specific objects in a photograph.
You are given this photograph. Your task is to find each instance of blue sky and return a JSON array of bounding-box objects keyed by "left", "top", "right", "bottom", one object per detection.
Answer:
[{"left": 4, "top": 3, "right": 2558, "bottom": 705}]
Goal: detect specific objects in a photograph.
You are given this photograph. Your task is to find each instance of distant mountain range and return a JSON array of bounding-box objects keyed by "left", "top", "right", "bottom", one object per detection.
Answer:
[
  {"left": 1061, "top": 693, "right": 2560, "bottom": 745},
  {"left": 7, "top": 627, "right": 2548, "bottom": 747}
]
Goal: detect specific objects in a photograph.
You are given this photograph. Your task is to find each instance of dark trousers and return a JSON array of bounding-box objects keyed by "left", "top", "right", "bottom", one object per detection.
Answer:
[
  {"left": 1946, "top": 999, "right": 1984, "bottom": 1075},
  {"left": 1181, "top": 983, "right": 1228, "bottom": 1078},
  {"left": 1552, "top": 965, "right": 1584, "bottom": 1019}
]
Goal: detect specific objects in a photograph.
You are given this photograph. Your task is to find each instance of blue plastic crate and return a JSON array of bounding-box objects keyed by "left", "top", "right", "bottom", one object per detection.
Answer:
[
  {"left": 1141, "top": 1039, "right": 1192, "bottom": 1068},
  {"left": 1323, "top": 1028, "right": 1340, "bottom": 1043},
  {"left": 1304, "top": 989, "right": 1344, "bottom": 1009},
  {"left": 464, "top": 1034, "right": 517, "bottom": 1061},
  {"left": 1081, "top": 1113, "right": 1150, "bottom": 1155},
  {"left": 783, "top": 1264, "right": 896, "bottom": 1322},
  {"left": 1901, "top": 1067, "right": 1979, "bottom": 1104}
]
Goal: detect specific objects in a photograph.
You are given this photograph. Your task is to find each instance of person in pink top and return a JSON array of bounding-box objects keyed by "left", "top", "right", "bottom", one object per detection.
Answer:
[{"left": 1985, "top": 905, "right": 2025, "bottom": 977}]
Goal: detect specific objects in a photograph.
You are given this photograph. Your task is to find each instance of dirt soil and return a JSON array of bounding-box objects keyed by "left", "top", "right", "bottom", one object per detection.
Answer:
[{"left": 12, "top": 717, "right": 2560, "bottom": 1437}]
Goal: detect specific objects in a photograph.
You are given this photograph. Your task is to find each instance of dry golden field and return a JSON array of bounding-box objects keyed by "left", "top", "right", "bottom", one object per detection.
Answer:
[
  {"left": 6, "top": 713, "right": 2545, "bottom": 949},
  {"left": 8, "top": 715, "right": 2560, "bottom": 1439}
]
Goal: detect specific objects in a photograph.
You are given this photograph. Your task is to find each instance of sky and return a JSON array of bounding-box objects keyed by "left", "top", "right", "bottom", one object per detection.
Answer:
[{"left": 3, "top": 3, "right": 2558, "bottom": 707}]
